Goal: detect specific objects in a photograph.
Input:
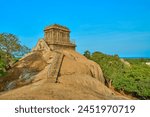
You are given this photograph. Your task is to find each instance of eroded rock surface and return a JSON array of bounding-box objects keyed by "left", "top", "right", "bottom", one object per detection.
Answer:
[
  {"left": 0, "top": 48, "right": 130, "bottom": 99},
  {"left": 0, "top": 24, "right": 130, "bottom": 99}
]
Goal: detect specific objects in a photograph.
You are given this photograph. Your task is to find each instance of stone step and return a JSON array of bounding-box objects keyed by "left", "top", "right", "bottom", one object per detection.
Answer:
[{"left": 47, "top": 52, "right": 64, "bottom": 82}]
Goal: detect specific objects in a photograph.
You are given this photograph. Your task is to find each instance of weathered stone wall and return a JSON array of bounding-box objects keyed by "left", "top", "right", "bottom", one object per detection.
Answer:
[
  {"left": 44, "top": 26, "right": 70, "bottom": 45},
  {"left": 49, "top": 44, "right": 75, "bottom": 51},
  {"left": 44, "top": 24, "right": 76, "bottom": 51}
]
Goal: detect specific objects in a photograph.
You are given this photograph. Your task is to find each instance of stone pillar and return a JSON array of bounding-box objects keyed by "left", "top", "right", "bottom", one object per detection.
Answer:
[
  {"left": 50, "top": 30, "right": 52, "bottom": 43},
  {"left": 65, "top": 32, "right": 67, "bottom": 43},
  {"left": 53, "top": 30, "right": 56, "bottom": 43},
  {"left": 65, "top": 32, "right": 67, "bottom": 42},
  {"left": 60, "top": 31, "right": 62, "bottom": 40},
  {"left": 52, "top": 30, "right": 54, "bottom": 43},
  {"left": 67, "top": 32, "right": 69, "bottom": 42},
  {"left": 57, "top": 31, "right": 59, "bottom": 43},
  {"left": 46, "top": 32, "right": 50, "bottom": 44},
  {"left": 50, "top": 31, "right": 51, "bottom": 41},
  {"left": 58, "top": 30, "right": 60, "bottom": 43},
  {"left": 55, "top": 31, "right": 58, "bottom": 43},
  {"left": 62, "top": 32, "right": 64, "bottom": 43}
]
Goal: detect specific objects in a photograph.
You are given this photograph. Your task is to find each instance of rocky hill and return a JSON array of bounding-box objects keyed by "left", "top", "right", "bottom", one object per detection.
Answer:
[
  {"left": 0, "top": 24, "right": 130, "bottom": 100},
  {"left": 0, "top": 48, "right": 128, "bottom": 99}
]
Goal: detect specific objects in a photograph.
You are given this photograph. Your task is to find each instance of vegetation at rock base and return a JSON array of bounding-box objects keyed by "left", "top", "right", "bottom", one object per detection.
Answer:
[
  {"left": 84, "top": 51, "right": 150, "bottom": 99},
  {"left": 0, "top": 33, "right": 30, "bottom": 76},
  {"left": 0, "top": 59, "right": 6, "bottom": 77}
]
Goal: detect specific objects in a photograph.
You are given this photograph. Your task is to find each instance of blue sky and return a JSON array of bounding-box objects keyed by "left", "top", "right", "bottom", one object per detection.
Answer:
[{"left": 0, "top": 0, "right": 150, "bottom": 57}]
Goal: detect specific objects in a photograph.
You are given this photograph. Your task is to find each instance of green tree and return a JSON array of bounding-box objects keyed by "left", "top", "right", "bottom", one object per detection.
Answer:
[
  {"left": 0, "top": 33, "right": 30, "bottom": 64},
  {"left": 83, "top": 50, "right": 91, "bottom": 59}
]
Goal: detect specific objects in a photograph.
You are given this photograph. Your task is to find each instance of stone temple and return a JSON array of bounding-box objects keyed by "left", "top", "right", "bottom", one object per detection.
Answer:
[
  {"left": 34, "top": 24, "right": 75, "bottom": 51},
  {"left": 32, "top": 24, "right": 76, "bottom": 82},
  {"left": 44, "top": 24, "right": 76, "bottom": 50}
]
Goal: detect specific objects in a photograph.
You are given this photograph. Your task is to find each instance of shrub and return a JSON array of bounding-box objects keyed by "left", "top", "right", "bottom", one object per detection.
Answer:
[{"left": 85, "top": 51, "right": 150, "bottom": 99}]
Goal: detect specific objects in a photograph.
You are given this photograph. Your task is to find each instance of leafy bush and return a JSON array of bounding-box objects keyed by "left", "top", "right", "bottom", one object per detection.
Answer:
[
  {"left": 86, "top": 51, "right": 150, "bottom": 99},
  {"left": 0, "top": 59, "right": 5, "bottom": 77}
]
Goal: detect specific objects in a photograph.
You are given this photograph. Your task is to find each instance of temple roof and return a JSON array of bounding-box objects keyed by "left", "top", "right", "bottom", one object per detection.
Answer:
[{"left": 44, "top": 24, "right": 70, "bottom": 32}]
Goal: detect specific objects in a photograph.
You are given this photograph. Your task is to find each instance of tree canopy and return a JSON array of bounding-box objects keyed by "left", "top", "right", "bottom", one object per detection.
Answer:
[
  {"left": 0, "top": 33, "right": 30, "bottom": 64},
  {"left": 83, "top": 50, "right": 91, "bottom": 59}
]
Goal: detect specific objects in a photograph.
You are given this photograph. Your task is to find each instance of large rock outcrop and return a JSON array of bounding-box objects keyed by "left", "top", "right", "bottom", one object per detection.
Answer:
[
  {"left": 0, "top": 48, "right": 129, "bottom": 99},
  {"left": 0, "top": 24, "right": 130, "bottom": 99}
]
